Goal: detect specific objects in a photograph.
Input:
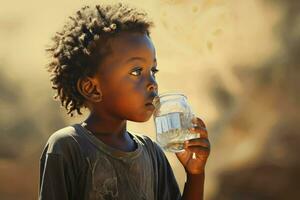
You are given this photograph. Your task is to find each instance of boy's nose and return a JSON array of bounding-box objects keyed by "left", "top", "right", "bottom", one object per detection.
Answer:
[{"left": 147, "top": 78, "right": 158, "bottom": 92}]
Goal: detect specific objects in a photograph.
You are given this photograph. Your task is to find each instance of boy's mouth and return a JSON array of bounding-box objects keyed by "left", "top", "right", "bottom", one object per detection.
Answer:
[
  {"left": 145, "top": 102, "right": 155, "bottom": 110},
  {"left": 145, "top": 95, "right": 158, "bottom": 109},
  {"left": 145, "top": 102, "right": 154, "bottom": 107}
]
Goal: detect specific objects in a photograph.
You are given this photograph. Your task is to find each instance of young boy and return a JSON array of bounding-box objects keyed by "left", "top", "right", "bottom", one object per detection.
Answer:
[{"left": 39, "top": 3, "right": 210, "bottom": 200}]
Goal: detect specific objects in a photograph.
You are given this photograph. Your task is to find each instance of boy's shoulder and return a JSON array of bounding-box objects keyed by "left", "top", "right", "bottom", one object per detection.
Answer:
[
  {"left": 133, "top": 133, "right": 165, "bottom": 156},
  {"left": 133, "top": 133, "right": 155, "bottom": 147},
  {"left": 134, "top": 133, "right": 152, "bottom": 144},
  {"left": 44, "top": 125, "right": 82, "bottom": 155},
  {"left": 48, "top": 125, "right": 77, "bottom": 141}
]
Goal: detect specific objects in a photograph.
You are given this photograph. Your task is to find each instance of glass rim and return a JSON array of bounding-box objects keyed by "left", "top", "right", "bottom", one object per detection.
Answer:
[
  {"left": 158, "top": 92, "right": 186, "bottom": 98},
  {"left": 157, "top": 92, "right": 187, "bottom": 99},
  {"left": 153, "top": 92, "right": 187, "bottom": 106}
]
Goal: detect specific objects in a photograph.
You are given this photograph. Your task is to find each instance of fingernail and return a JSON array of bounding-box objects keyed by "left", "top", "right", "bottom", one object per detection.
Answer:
[{"left": 192, "top": 152, "right": 196, "bottom": 159}]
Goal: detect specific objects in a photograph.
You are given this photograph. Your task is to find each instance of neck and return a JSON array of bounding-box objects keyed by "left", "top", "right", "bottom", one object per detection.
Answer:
[{"left": 83, "top": 112, "right": 127, "bottom": 138}]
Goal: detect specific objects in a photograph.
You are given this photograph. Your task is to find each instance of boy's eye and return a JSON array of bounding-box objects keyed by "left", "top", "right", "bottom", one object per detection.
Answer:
[
  {"left": 151, "top": 68, "right": 159, "bottom": 76},
  {"left": 130, "top": 67, "right": 159, "bottom": 77},
  {"left": 130, "top": 68, "right": 142, "bottom": 76}
]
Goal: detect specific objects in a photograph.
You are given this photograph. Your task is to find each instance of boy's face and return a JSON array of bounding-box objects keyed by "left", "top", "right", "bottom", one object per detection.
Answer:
[{"left": 93, "top": 32, "right": 158, "bottom": 122}]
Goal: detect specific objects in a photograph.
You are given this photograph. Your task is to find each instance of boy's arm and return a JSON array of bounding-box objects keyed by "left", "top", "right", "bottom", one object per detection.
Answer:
[
  {"left": 176, "top": 117, "right": 210, "bottom": 200},
  {"left": 39, "top": 136, "right": 80, "bottom": 200},
  {"left": 182, "top": 173, "right": 205, "bottom": 200},
  {"left": 39, "top": 152, "right": 71, "bottom": 200}
]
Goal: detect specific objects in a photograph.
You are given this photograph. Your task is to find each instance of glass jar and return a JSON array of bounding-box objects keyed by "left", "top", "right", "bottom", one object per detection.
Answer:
[{"left": 153, "top": 93, "right": 199, "bottom": 152}]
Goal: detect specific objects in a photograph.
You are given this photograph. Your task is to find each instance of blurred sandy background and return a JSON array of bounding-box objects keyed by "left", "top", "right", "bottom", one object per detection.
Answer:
[{"left": 0, "top": 0, "right": 299, "bottom": 199}]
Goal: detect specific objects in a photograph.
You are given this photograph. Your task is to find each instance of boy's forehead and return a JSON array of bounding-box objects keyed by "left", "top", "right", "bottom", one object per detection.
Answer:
[{"left": 106, "top": 32, "right": 156, "bottom": 63}]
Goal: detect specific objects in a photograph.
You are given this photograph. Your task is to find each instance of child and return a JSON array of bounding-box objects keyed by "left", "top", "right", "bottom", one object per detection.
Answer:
[{"left": 39, "top": 3, "right": 210, "bottom": 200}]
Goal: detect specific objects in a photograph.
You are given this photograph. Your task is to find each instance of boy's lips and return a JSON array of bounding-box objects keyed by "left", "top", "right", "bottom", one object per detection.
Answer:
[
  {"left": 145, "top": 101, "right": 155, "bottom": 106},
  {"left": 145, "top": 95, "right": 158, "bottom": 104},
  {"left": 145, "top": 103, "right": 155, "bottom": 110},
  {"left": 145, "top": 95, "right": 158, "bottom": 109}
]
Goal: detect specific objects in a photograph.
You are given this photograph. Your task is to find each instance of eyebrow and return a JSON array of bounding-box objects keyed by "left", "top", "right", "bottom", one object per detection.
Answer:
[{"left": 125, "top": 56, "right": 157, "bottom": 64}]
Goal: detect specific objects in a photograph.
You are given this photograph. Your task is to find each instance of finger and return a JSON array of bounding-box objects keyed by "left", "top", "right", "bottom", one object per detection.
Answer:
[
  {"left": 187, "top": 146, "right": 210, "bottom": 155},
  {"left": 191, "top": 117, "right": 208, "bottom": 138},
  {"left": 183, "top": 143, "right": 210, "bottom": 156},
  {"left": 192, "top": 117, "right": 207, "bottom": 129},
  {"left": 189, "top": 126, "right": 208, "bottom": 138},
  {"left": 184, "top": 138, "right": 210, "bottom": 149}
]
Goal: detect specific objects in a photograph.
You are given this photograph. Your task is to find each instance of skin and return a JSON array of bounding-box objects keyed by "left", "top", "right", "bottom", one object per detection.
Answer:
[{"left": 77, "top": 31, "right": 210, "bottom": 199}]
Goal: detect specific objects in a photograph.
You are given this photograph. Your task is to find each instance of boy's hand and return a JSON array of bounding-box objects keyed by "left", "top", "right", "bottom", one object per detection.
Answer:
[{"left": 175, "top": 117, "right": 210, "bottom": 175}]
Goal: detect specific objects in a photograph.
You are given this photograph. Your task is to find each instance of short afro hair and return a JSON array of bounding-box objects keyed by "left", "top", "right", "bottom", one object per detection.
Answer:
[{"left": 46, "top": 3, "right": 154, "bottom": 116}]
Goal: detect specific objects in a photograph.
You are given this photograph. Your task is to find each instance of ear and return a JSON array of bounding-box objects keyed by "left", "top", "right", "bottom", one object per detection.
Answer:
[{"left": 77, "top": 76, "right": 102, "bottom": 103}]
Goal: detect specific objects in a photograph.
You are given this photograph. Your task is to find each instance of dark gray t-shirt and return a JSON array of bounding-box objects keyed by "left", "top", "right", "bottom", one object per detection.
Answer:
[{"left": 39, "top": 123, "right": 181, "bottom": 200}]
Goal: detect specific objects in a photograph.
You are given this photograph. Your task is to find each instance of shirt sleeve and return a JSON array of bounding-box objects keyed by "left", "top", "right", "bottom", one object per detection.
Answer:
[
  {"left": 39, "top": 148, "right": 73, "bottom": 200},
  {"left": 154, "top": 142, "right": 182, "bottom": 200}
]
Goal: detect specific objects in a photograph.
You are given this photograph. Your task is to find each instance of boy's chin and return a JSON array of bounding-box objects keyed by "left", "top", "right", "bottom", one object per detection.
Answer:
[{"left": 128, "top": 113, "right": 153, "bottom": 123}]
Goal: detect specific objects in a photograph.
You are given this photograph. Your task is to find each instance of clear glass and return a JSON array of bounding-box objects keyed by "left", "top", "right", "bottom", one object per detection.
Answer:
[{"left": 152, "top": 93, "right": 199, "bottom": 152}]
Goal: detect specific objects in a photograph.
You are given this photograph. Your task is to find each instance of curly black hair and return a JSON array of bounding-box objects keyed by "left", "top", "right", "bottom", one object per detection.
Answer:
[{"left": 46, "top": 3, "right": 154, "bottom": 116}]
